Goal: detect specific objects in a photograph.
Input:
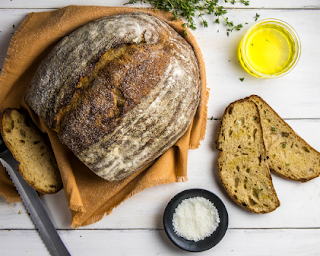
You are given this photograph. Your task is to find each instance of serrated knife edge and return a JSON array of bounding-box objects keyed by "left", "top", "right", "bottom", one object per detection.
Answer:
[{"left": 0, "top": 150, "right": 70, "bottom": 256}]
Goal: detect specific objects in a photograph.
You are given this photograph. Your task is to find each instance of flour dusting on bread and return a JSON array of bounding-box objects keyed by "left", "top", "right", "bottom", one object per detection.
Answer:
[{"left": 25, "top": 13, "right": 201, "bottom": 181}]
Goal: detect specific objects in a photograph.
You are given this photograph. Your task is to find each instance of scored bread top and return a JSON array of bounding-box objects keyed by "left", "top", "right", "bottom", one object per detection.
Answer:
[
  {"left": 57, "top": 42, "right": 172, "bottom": 154},
  {"left": 1, "top": 109, "right": 62, "bottom": 194},
  {"left": 217, "top": 99, "right": 280, "bottom": 213},
  {"left": 248, "top": 95, "right": 320, "bottom": 182},
  {"left": 25, "top": 13, "right": 201, "bottom": 181},
  {"left": 25, "top": 13, "right": 178, "bottom": 154}
]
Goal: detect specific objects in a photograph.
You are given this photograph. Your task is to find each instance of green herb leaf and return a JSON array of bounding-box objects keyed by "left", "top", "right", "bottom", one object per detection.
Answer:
[
  {"left": 254, "top": 188, "right": 263, "bottom": 198},
  {"left": 240, "top": 78, "right": 244, "bottom": 82},
  {"left": 286, "top": 163, "right": 290, "bottom": 166},
  {"left": 255, "top": 13, "right": 260, "bottom": 21},
  {"left": 240, "top": 0, "right": 250, "bottom": 5},
  {"left": 183, "top": 29, "right": 188, "bottom": 37},
  {"left": 271, "top": 127, "right": 277, "bottom": 131},
  {"left": 282, "top": 143, "right": 287, "bottom": 149},
  {"left": 234, "top": 24, "right": 243, "bottom": 31}
]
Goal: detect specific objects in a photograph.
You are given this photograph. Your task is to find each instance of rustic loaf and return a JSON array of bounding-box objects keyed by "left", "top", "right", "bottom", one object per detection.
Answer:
[
  {"left": 1, "top": 108, "right": 62, "bottom": 194},
  {"left": 25, "top": 13, "right": 201, "bottom": 181},
  {"left": 248, "top": 95, "right": 320, "bottom": 182},
  {"left": 217, "top": 99, "right": 280, "bottom": 213}
]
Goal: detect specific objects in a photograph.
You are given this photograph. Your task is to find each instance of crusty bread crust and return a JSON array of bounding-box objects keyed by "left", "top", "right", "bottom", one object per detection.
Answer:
[
  {"left": 248, "top": 95, "right": 320, "bottom": 182},
  {"left": 25, "top": 12, "right": 201, "bottom": 181},
  {"left": 1, "top": 108, "right": 62, "bottom": 194},
  {"left": 217, "top": 99, "right": 280, "bottom": 214}
]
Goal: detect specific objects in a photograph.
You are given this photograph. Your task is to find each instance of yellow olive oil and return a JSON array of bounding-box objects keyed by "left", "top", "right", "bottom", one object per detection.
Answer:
[{"left": 238, "top": 20, "right": 300, "bottom": 78}]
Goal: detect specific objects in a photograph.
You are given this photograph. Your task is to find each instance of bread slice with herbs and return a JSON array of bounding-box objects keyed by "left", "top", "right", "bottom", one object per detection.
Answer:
[
  {"left": 1, "top": 108, "right": 62, "bottom": 194},
  {"left": 248, "top": 95, "right": 320, "bottom": 182},
  {"left": 217, "top": 99, "right": 280, "bottom": 213}
]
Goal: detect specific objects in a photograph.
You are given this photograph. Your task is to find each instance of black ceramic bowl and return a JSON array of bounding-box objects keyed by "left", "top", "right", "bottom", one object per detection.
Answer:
[{"left": 163, "top": 188, "right": 228, "bottom": 252}]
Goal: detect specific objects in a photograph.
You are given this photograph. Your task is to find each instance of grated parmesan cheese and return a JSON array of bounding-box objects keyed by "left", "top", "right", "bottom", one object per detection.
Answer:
[{"left": 172, "top": 197, "right": 220, "bottom": 242}]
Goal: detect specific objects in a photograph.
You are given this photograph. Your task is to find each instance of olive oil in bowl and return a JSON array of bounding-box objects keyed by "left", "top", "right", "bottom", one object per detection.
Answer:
[{"left": 238, "top": 19, "right": 301, "bottom": 78}]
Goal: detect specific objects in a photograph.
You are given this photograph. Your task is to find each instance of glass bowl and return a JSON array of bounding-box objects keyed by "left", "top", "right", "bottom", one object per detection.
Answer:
[{"left": 238, "top": 18, "right": 301, "bottom": 78}]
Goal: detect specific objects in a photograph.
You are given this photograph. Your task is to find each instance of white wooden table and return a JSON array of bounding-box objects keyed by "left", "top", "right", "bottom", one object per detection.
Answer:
[{"left": 1, "top": 1, "right": 320, "bottom": 255}]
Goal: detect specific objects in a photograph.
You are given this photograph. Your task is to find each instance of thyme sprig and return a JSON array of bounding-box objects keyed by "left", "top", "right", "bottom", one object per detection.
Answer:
[
  {"left": 255, "top": 13, "right": 260, "bottom": 21},
  {"left": 126, "top": 0, "right": 249, "bottom": 34}
]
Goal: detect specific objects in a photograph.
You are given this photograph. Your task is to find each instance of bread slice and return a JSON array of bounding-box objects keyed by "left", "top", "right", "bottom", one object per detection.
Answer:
[
  {"left": 248, "top": 95, "right": 320, "bottom": 182},
  {"left": 217, "top": 99, "right": 280, "bottom": 213},
  {"left": 1, "top": 108, "right": 62, "bottom": 194}
]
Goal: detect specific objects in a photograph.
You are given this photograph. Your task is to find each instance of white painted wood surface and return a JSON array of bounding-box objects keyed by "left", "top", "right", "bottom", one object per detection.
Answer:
[
  {"left": 1, "top": 229, "right": 320, "bottom": 256},
  {"left": 1, "top": 0, "right": 320, "bottom": 9},
  {"left": 0, "top": 1, "right": 320, "bottom": 255}
]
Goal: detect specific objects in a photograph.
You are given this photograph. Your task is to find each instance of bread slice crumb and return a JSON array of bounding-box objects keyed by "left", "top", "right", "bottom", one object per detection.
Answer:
[
  {"left": 217, "top": 99, "right": 280, "bottom": 213},
  {"left": 248, "top": 95, "right": 320, "bottom": 182},
  {"left": 1, "top": 108, "right": 62, "bottom": 194}
]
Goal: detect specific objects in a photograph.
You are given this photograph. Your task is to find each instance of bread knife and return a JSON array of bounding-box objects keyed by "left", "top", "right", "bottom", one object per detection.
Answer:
[{"left": 0, "top": 135, "right": 70, "bottom": 256}]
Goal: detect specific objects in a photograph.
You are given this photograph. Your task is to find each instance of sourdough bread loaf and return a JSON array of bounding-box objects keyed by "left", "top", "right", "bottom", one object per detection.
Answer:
[
  {"left": 217, "top": 100, "right": 280, "bottom": 213},
  {"left": 1, "top": 109, "right": 62, "bottom": 194},
  {"left": 25, "top": 13, "right": 201, "bottom": 181}
]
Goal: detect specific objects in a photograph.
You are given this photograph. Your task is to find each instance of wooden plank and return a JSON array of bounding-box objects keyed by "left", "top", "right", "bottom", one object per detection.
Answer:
[
  {"left": 0, "top": 0, "right": 320, "bottom": 9},
  {"left": 0, "top": 229, "right": 319, "bottom": 256},
  {"left": 1, "top": 8, "right": 319, "bottom": 118},
  {"left": 1, "top": 120, "right": 320, "bottom": 230}
]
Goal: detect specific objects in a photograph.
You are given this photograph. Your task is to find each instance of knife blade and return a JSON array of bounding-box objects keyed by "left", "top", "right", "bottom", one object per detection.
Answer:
[{"left": 0, "top": 147, "right": 70, "bottom": 256}]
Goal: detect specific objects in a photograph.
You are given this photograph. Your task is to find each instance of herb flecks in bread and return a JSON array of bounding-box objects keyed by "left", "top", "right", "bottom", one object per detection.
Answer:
[
  {"left": 217, "top": 100, "right": 280, "bottom": 214},
  {"left": 248, "top": 95, "right": 320, "bottom": 182},
  {"left": 1, "top": 109, "right": 62, "bottom": 194}
]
